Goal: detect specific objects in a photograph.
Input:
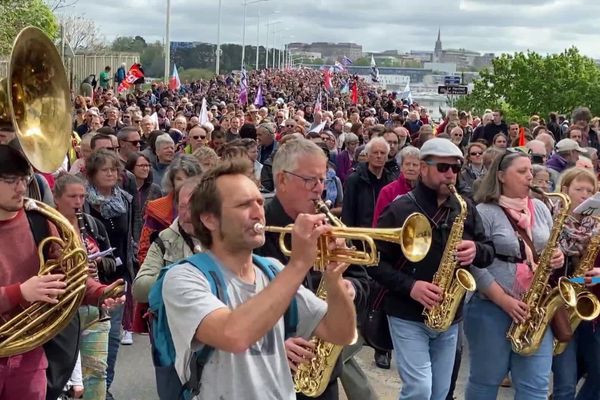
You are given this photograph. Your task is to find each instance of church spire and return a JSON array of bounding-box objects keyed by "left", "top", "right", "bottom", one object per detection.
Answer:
[{"left": 434, "top": 28, "right": 442, "bottom": 62}]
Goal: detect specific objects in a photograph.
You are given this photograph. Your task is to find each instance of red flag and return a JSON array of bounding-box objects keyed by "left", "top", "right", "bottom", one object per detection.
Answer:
[
  {"left": 351, "top": 81, "right": 358, "bottom": 105},
  {"left": 518, "top": 127, "right": 525, "bottom": 146},
  {"left": 323, "top": 68, "right": 333, "bottom": 94},
  {"left": 117, "top": 64, "right": 144, "bottom": 93},
  {"left": 169, "top": 64, "right": 181, "bottom": 91}
]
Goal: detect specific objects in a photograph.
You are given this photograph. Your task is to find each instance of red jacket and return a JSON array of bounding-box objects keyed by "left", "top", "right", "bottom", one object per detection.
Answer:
[{"left": 372, "top": 173, "right": 413, "bottom": 227}]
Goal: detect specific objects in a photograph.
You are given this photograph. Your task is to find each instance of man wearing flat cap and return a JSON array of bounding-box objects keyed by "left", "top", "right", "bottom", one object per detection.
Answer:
[{"left": 369, "top": 138, "right": 494, "bottom": 400}]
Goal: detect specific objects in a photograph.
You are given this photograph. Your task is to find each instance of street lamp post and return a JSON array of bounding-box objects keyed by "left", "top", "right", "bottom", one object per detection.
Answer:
[
  {"left": 164, "top": 0, "right": 171, "bottom": 82},
  {"left": 241, "top": 0, "right": 268, "bottom": 70},
  {"left": 255, "top": 9, "right": 260, "bottom": 70},
  {"left": 216, "top": 0, "right": 223, "bottom": 75}
]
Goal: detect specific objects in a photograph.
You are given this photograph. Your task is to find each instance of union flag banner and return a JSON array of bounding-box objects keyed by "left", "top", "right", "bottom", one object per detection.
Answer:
[{"left": 118, "top": 63, "right": 144, "bottom": 93}]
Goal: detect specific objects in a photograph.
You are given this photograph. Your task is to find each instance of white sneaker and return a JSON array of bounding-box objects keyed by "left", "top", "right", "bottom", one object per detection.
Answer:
[{"left": 121, "top": 330, "right": 133, "bottom": 345}]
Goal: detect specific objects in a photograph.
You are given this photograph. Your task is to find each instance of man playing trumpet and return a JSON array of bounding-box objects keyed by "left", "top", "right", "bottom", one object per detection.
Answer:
[{"left": 161, "top": 158, "right": 356, "bottom": 399}]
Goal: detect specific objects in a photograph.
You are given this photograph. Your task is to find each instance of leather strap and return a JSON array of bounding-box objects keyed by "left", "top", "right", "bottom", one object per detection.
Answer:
[{"left": 500, "top": 207, "right": 539, "bottom": 264}]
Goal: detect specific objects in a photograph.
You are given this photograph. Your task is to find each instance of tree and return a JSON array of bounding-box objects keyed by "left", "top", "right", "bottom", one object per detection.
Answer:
[
  {"left": 0, "top": 0, "right": 59, "bottom": 55},
  {"left": 45, "top": 0, "right": 79, "bottom": 11},
  {"left": 140, "top": 41, "right": 164, "bottom": 78},
  {"left": 111, "top": 36, "right": 147, "bottom": 53},
  {"left": 59, "top": 15, "right": 105, "bottom": 52},
  {"left": 456, "top": 47, "right": 600, "bottom": 122}
]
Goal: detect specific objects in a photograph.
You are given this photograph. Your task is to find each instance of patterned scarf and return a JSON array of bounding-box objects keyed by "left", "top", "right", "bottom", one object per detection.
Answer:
[
  {"left": 498, "top": 195, "right": 536, "bottom": 296},
  {"left": 86, "top": 185, "right": 131, "bottom": 219},
  {"left": 556, "top": 204, "right": 600, "bottom": 256}
]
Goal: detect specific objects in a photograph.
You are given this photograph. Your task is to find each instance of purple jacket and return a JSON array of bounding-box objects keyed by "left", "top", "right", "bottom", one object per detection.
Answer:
[{"left": 336, "top": 150, "right": 354, "bottom": 183}]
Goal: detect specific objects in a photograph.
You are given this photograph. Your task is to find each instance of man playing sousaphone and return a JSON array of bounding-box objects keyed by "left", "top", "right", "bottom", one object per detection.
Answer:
[{"left": 0, "top": 145, "right": 122, "bottom": 400}]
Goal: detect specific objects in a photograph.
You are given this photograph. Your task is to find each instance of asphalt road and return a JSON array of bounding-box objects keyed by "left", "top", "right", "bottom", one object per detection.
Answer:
[{"left": 110, "top": 333, "right": 516, "bottom": 400}]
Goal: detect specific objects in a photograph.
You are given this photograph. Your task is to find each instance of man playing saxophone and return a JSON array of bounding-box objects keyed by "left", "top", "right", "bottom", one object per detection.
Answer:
[
  {"left": 256, "top": 138, "right": 373, "bottom": 400},
  {"left": 370, "top": 138, "right": 494, "bottom": 400}
]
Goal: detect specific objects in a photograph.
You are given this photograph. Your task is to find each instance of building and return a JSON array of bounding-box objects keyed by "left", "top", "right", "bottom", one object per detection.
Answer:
[
  {"left": 433, "top": 30, "right": 495, "bottom": 70},
  {"left": 288, "top": 42, "right": 362, "bottom": 64}
]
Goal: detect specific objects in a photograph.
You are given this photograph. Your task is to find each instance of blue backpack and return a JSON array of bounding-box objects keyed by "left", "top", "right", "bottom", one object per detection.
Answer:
[{"left": 148, "top": 252, "right": 298, "bottom": 400}]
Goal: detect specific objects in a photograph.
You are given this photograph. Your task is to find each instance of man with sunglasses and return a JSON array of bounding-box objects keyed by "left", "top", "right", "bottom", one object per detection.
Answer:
[
  {"left": 117, "top": 127, "right": 142, "bottom": 167},
  {"left": 370, "top": 138, "right": 494, "bottom": 400},
  {"left": 256, "top": 138, "right": 374, "bottom": 400}
]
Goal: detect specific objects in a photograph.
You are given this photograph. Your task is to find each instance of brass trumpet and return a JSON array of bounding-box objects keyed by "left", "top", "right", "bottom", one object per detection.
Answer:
[{"left": 255, "top": 200, "right": 432, "bottom": 269}]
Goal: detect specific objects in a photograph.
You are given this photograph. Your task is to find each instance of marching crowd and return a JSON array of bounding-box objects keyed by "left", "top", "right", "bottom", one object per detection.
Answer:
[{"left": 2, "top": 65, "right": 600, "bottom": 400}]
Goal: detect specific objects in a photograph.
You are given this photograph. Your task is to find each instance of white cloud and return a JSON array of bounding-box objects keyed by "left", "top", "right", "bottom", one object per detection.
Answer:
[{"left": 62, "top": 0, "right": 600, "bottom": 58}]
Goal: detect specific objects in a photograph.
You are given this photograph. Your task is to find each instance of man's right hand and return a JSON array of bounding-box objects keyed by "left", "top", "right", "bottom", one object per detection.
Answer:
[
  {"left": 289, "top": 213, "right": 331, "bottom": 268},
  {"left": 409, "top": 280, "right": 443, "bottom": 310},
  {"left": 285, "top": 337, "right": 315, "bottom": 371},
  {"left": 20, "top": 274, "right": 67, "bottom": 304}
]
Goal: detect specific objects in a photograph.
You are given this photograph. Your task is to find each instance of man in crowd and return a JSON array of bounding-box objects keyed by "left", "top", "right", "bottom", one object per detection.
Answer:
[
  {"left": 162, "top": 158, "right": 356, "bottom": 399},
  {"left": 117, "top": 127, "right": 142, "bottom": 167},
  {"left": 257, "top": 138, "right": 375, "bottom": 400},
  {"left": 370, "top": 138, "right": 494, "bottom": 400},
  {"left": 546, "top": 138, "right": 586, "bottom": 186},
  {"left": 482, "top": 110, "right": 508, "bottom": 145}
]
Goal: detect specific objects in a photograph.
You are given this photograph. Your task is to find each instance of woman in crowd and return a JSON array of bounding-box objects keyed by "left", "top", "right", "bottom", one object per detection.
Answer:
[
  {"left": 336, "top": 132, "right": 360, "bottom": 183},
  {"left": 530, "top": 164, "right": 552, "bottom": 208},
  {"left": 125, "top": 152, "right": 162, "bottom": 240},
  {"left": 492, "top": 133, "right": 508, "bottom": 149},
  {"left": 372, "top": 145, "right": 420, "bottom": 225},
  {"left": 552, "top": 167, "right": 600, "bottom": 400},
  {"left": 83, "top": 149, "right": 135, "bottom": 397},
  {"left": 54, "top": 174, "right": 121, "bottom": 400},
  {"left": 467, "top": 150, "right": 565, "bottom": 399},
  {"left": 460, "top": 142, "right": 487, "bottom": 198},
  {"left": 449, "top": 126, "right": 465, "bottom": 152}
]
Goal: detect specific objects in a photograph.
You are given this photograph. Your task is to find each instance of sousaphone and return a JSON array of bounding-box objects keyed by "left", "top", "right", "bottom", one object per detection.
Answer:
[{"left": 0, "top": 27, "right": 88, "bottom": 357}]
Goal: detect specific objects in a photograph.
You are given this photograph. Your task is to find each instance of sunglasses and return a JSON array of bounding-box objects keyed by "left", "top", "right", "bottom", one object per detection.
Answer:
[
  {"left": 123, "top": 139, "right": 141, "bottom": 145},
  {"left": 191, "top": 135, "right": 206, "bottom": 140},
  {"left": 425, "top": 160, "right": 461, "bottom": 174},
  {"left": 469, "top": 151, "right": 483, "bottom": 156}
]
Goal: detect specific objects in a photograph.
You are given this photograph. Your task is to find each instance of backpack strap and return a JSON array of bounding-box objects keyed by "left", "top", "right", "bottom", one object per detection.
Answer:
[{"left": 25, "top": 208, "right": 51, "bottom": 260}]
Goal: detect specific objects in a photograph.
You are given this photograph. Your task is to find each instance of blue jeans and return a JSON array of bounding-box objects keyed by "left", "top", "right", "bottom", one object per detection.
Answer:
[
  {"left": 464, "top": 296, "right": 553, "bottom": 400},
  {"left": 553, "top": 320, "right": 600, "bottom": 400},
  {"left": 388, "top": 316, "right": 458, "bottom": 400},
  {"left": 106, "top": 303, "right": 124, "bottom": 389}
]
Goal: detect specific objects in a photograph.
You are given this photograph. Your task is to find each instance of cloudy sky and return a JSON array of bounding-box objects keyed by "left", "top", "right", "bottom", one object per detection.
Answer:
[{"left": 63, "top": 0, "right": 600, "bottom": 58}]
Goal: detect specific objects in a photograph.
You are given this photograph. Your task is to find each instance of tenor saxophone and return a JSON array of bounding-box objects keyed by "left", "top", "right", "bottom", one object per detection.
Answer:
[
  {"left": 507, "top": 189, "right": 578, "bottom": 356},
  {"left": 554, "top": 217, "right": 600, "bottom": 355},
  {"left": 292, "top": 201, "right": 348, "bottom": 397},
  {"left": 423, "top": 184, "right": 476, "bottom": 332}
]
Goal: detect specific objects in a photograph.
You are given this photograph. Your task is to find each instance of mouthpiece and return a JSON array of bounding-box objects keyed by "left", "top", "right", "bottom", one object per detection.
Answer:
[
  {"left": 253, "top": 223, "right": 265, "bottom": 233},
  {"left": 529, "top": 185, "right": 543, "bottom": 195}
]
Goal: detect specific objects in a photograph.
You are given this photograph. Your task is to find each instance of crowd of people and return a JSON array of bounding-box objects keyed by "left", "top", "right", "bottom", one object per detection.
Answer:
[{"left": 1, "top": 64, "right": 600, "bottom": 400}]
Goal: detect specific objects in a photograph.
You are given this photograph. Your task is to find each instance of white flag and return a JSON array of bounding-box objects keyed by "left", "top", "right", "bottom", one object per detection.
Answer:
[{"left": 199, "top": 98, "right": 209, "bottom": 125}]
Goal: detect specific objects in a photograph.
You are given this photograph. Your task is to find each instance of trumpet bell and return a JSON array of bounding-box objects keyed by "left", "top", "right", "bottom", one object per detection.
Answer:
[
  {"left": 401, "top": 212, "right": 432, "bottom": 263},
  {"left": 0, "top": 27, "right": 71, "bottom": 173}
]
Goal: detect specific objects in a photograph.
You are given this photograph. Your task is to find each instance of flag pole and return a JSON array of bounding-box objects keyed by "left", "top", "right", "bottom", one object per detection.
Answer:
[{"left": 164, "top": 0, "right": 171, "bottom": 83}]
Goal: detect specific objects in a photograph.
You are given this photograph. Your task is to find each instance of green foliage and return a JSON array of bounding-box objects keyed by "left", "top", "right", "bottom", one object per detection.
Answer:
[
  {"left": 353, "top": 57, "right": 371, "bottom": 66},
  {"left": 0, "top": 0, "right": 59, "bottom": 55},
  {"left": 140, "top": 41, "right": 165, "bottom": 78},
  {"left": 111, "top": 36, "right": 147, "bottom": 53},
  {"left": 178, "top": 68, "right": 215, "bottom": 82},
  {"left": 456, "top": 47, "right": 600, "bottom": 119}
]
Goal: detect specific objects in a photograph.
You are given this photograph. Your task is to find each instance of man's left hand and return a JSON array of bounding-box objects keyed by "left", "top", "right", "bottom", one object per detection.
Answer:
[{"left": 455, "top": 240, "right": 476, "bottom": 266}]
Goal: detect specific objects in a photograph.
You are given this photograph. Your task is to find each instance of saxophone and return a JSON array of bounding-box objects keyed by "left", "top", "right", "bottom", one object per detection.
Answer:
[
  {"left": 292, "top": 200, "right": 348, "bottom": 397},
  {"left": 507, "top": 189, "right": 578, "bottom": 355},
  {"left": 423, "top": 184, "right": 476, "bottom": 332},
  {"left": 554, "top": 216, "right": 600, "bottom": 355}
]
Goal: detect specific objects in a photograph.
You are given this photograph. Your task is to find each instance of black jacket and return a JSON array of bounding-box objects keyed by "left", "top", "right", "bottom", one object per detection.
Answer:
[
  {"left": 341, "top": 162, "right": 395, "bottom": 228},
  {"left": 369, "top": 181, "right": 495, "bottom": 323}
]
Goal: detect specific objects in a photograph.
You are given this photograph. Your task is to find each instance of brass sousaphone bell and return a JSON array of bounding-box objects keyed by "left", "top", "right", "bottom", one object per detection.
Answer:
[{"left": 0, "top": 27, "right": 88, "bottom": 357}]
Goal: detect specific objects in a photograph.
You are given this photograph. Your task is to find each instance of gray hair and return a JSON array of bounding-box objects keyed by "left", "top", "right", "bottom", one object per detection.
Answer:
[
  {"left": 344, "top": 132, "right": 359, "bottom": 144},
  {"left": 161, "top": 154, "right": 202, "bottom": 193},
  {"left": 272, "top": 138, "right": 326, "bottom": 188},
  {"left": 364, "top": 136, "right": 390, "bottom": 155},
  {"left": 155, "top": 133, "right": 174, "bottom": 151},
  {"left": 474, "top": 151, "right": 530, "bottom": 203},
  {"left": 532, "top": 163, "right": 550, "bottom": 177},
  {"left": 396, "top": 145, "right": 420, "bottom": 166}
]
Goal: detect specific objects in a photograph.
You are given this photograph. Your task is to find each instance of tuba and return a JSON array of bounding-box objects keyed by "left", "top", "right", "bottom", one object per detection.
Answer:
[
  {"left": 0, "top": 27, "right": 88, "bottom": 357},
  {"left": 261, "top": 200, "right": 432, "bottom": 397},
  {"left": 553, "top": 216, "right": 600, "bottom": 355},
  {"left": 423, "top": 183, "right": 476, "bottom": 332},
  {"left": 507, "top": 188, "right": 578, "bottom": 355}
]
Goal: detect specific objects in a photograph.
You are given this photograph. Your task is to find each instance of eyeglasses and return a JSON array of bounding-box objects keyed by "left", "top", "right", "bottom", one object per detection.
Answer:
[
  {"left": 122, "top": 140, "right": 141, "bottom": 146},
  {"left": 283, "top": 170, "right": 325, "bottom": 190},
  {"left": 285, "top": 125, "right": 296, "bottom": 128},
  {"left": 104, "top": 146, "right": 120, "bottom": 151},
  {"left": 469, "top": 151, "right": 483, "bottom": 156},
  {"left": 425, "top": 161, "right": 462, "bottom": 174},
  {"left": 0, "top": 175, "right": 32, "bottom": 186},
  {"left": 191, "top": 135, "right": 206, "bottom": 140},
  {"left": 132, "top": 120, "right": 142, "bottom": 124},
  {"left": 135, "top": 163, "right": 151, "bottom": 168}
]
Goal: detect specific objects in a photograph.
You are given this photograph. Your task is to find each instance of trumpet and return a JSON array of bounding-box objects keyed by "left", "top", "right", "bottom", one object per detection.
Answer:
[{"left": 254, "top": 200, "right": 432, "bottom": 269}]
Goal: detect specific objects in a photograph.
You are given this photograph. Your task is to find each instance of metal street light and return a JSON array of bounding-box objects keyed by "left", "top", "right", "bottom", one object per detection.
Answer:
[
  {"left": 265, "top": 13, "right": 279, "bottom": 70},
  {"left": 216, "top": 0, "right": 223, "bottom": 75},
  {"left": 164, "top": 0, "right": 171, "bottom": 81},
  {"left": 267, "top": 21, "right": 281, "bottom": 69},
  {"left": 241, "top": 0, "right": 268, "bottom": 70}
]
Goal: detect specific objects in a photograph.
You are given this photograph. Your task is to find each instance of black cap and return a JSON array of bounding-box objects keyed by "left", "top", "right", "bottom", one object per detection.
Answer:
[{"left": 0, "top": 144, "right": 31, "bottom": 176}]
